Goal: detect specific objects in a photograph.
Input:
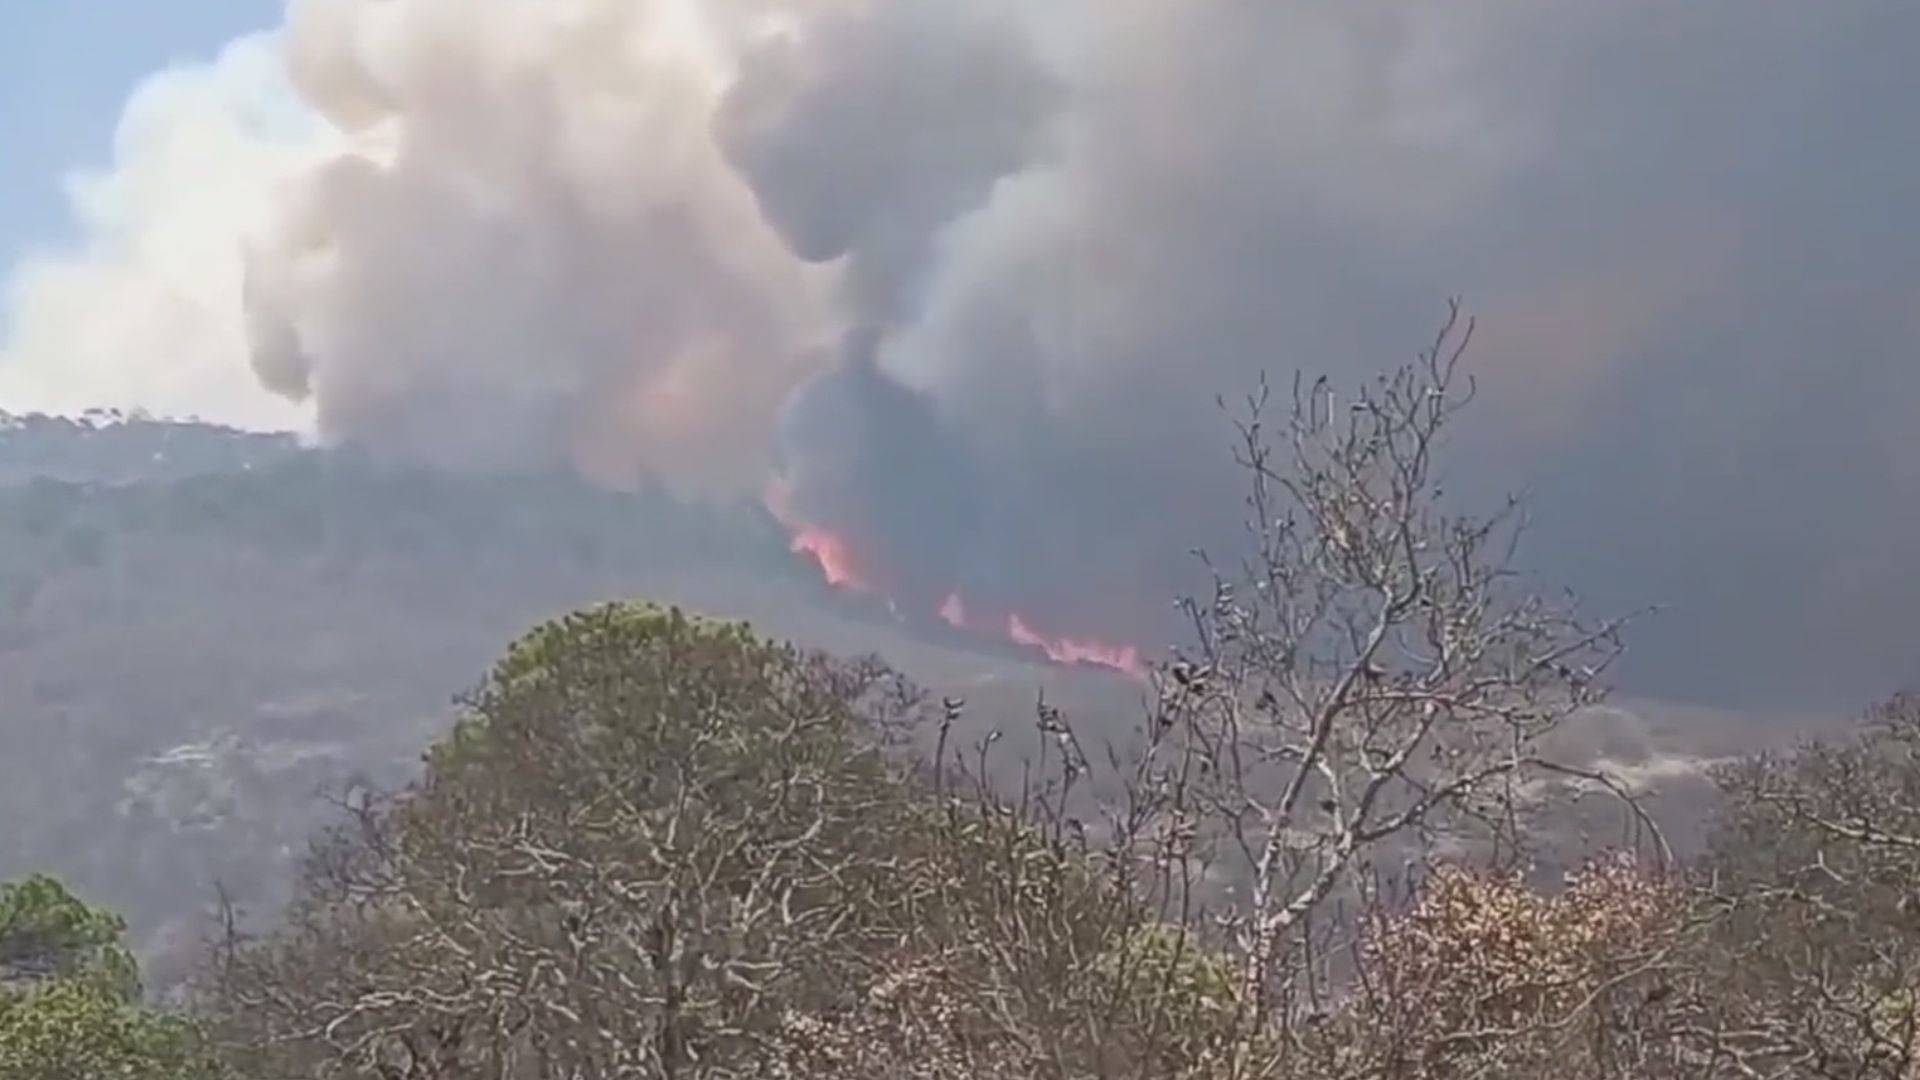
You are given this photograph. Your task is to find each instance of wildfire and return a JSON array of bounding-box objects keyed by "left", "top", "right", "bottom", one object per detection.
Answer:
[
  {"left": 765, "top": 477, "right": 872, "bottom": 593},
  {"left": 945, "top": 590, "right": 1145, "bottom": 679},
  {"left": 767, "top": 489, "right": 1145, "bottom": 678},
  {"left": 1006, "top": 613, "right": 1145, "bottom": 678},
  {"left": 789, "top": 526, "right": 869, "bottom": 591}
]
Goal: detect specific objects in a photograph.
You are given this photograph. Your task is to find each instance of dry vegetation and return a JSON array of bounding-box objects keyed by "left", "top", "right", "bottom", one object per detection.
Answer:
[{"left": 7, "top": 311, "right": 1920, "bottom": 1078}]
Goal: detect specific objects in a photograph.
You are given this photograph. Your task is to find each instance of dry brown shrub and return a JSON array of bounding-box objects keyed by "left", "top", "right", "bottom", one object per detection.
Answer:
[{"left": 1293, "top": 854, "right": 1685, "bottom": 1080}]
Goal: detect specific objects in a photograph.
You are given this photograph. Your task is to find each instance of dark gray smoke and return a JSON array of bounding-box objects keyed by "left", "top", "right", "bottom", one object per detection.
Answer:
[
  {"left": 15, "top": 0, "right": 1917, "bottom": 711},
  {"left": 748, "top": 0, "right": 1920, "bottom": 711},
  {"left": 716, "top": 0, "right": 1059, "bottom": 325}
]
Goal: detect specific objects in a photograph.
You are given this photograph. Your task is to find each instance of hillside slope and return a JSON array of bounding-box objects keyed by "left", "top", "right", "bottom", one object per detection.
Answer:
[{"left": 0, "top": 417, "right": 1817, "bottom": 992}]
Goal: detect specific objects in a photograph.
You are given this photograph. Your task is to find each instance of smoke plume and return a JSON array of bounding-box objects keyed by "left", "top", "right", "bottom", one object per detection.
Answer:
[{"left": 5, "top": 0, "right": 1920, "bottom": 708}]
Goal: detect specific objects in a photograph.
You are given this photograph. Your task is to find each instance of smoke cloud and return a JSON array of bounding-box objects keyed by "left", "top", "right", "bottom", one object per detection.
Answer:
[
  {"left": 240, "top": 0, "right": 850, "bottom": 488},
  {"left": 5, "top": 0, "right": 1920, "bottom": 711},
  {"left": 0, "top": 33, "right": 321, "bottom": 432}
]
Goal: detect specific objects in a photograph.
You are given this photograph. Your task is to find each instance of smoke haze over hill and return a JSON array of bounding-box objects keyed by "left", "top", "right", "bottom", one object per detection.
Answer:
[{"left": 4, "top": 0, "right": 1920, "bottom": 711}]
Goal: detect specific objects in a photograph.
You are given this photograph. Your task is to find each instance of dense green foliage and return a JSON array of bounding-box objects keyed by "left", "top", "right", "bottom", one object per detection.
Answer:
[
  {"left": 0, "top": 875, "right": 220, "bottom": 1080},
  {"left": 0, "top": 980, "right": 222, "bottom": 1080},
  {"left": 0, "top": 874, "right": 139, "bottom": 997}
]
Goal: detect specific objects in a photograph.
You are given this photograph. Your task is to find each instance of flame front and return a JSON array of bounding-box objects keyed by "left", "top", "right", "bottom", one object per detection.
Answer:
[
  {"left": 766, "top": 477, "right": 871, "bottom": 593},
  {"left": 1006, "top": 613, "right": 1145, "bottom": 677},
  {"left": 766, "top": 486, "right": 1144, "bottom": 677},
  {"left": 789, "top": 527, "right": 869, "bottom": 591},
  {"left": 938, "top": 584, "right": 1145, "bottom": 678}
]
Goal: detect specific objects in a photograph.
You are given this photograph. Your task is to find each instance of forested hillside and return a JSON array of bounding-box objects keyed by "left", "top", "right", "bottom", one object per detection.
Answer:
[
  {"left": 0, "top": 414, "right": 1121, "bottom": 989},
  {"left": 1, "top": 355, "right": 1907, "bottom": 1078}
]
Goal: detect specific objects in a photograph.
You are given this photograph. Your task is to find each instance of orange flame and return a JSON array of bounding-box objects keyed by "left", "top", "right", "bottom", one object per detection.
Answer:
[
  {"left": 789, "top": 527, "right": 869, "bottom": 592},
  {"left": 1007, "top": 613, "right": 1145, "bottom": 677},
  {"left": 765, "top": 478, "right": 874, "bottom": 593},
  {"left": 767, "top": 487, "right": 1144, "bottom": 678}
]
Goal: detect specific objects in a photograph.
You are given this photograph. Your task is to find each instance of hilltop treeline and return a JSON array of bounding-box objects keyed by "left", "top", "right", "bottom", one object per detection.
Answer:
[{"left": 0, "top": 421, "right": 870, "bottom": 987}]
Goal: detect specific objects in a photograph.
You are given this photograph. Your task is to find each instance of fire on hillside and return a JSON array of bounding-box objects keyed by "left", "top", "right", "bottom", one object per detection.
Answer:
[{"left": 767, "top": 483, "right": 1146, "bottom": 678}]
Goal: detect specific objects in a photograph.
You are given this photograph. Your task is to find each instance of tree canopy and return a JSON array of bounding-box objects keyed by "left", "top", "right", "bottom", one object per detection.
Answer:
[
  {"left": 203, "top": 603, "right": 1196, "bottom": 1077},
  {"left": 0, "top": 875, "right": 220, "bottom": 1080},
  {"left": 15, "top": 321, "right": 1920, "bottom": 1079}
]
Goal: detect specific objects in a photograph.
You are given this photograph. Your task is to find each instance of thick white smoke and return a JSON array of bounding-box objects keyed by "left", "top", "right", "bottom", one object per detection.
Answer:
[
  {"left": 241, "top": 0, "right": 848, "bottom": 488},
  {"left": 0, "top": 33, "right": 324, "bottom": 432},
  {"left": 5, "top": 0, "right": 1920, "bottom": 709}
]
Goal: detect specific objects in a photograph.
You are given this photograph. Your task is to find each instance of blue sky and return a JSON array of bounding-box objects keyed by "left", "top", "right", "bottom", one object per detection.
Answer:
[{"left": 0, "top": 2, "right": 278, "bottom": 262}]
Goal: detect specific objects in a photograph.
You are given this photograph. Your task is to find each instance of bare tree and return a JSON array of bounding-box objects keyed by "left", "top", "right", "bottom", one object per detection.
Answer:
[
  {"left": 864, "top": 303, "right": 1666, "bottom": 1076},
  {"left": 201, "top": 604, "right": 1232, "bottom": 1080},
  {"left": 199, "top": 305, "right": 1687, "bottom": 1080},
  {"left": 1084, "top": 302, "right": 1657, "bottom": 1054},
  {"left": 1671, "top": 692, "right": 1920, "bottom": 1079}
]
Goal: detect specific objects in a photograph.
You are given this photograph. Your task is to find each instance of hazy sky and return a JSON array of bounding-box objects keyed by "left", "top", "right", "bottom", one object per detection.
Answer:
[{"left": 0, "top": 3, "right": 276, "bottom": 258}]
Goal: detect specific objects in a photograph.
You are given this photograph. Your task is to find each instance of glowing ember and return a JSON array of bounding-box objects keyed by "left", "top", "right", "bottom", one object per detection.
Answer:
[
  {"left": 1007, "top": 613, "right": 1145, "bottom": 677},
  {"left": 939, "top": 591, "right": 968, "bottom": 627},
  {"left": 789, "top": 527, "right": 869, "bottom": 591}
]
